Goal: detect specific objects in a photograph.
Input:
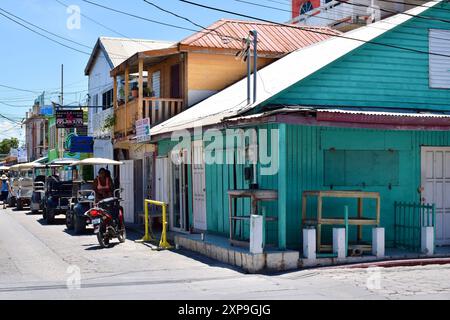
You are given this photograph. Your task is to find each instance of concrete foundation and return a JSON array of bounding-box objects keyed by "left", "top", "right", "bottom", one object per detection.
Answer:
[{"left": 175, "top": 234, "right": 299, "bottom": 273}]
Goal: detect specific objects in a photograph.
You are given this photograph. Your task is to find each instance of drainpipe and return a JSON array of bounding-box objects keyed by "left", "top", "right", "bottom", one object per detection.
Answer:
[{"left": 252, "top": 30, "right": 258, "bottom": 104}]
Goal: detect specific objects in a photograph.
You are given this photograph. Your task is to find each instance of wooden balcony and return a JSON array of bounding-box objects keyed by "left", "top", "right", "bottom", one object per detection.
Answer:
[
  {"left": 114, "top": 98, "right": 183, "bottom": 139},
  {"left": 143, "top": 98, "right": 183, "bottom": 126},
  {"left": 115, "top": 99, "right": 138, "bottom": 139}
]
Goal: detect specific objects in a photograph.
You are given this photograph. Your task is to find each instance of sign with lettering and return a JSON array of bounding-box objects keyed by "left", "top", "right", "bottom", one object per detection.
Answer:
[
  {"left": 56, "top": 110, "right": 84, "bottom": 128},
  {"left": 136, "top": 118, "right": 151, "bottom": 143}
]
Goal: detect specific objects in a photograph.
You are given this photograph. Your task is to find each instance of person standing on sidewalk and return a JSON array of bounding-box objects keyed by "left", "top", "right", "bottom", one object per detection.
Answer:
[{"left": 0, "top": 174, "right": 9, "bottom": 209}]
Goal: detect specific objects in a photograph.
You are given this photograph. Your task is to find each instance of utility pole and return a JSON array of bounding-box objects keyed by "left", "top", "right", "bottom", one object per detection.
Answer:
[
  {"left": 58, "top": 64, "right": 64, "bottom": 159},
  {"left": 245, "top": 31, "right": 258, "bottom": 105}
]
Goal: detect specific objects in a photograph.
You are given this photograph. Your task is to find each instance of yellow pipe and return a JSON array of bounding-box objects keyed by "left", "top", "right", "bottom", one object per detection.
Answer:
[{"left": 141, "top": 199, "right": 172, "bottom": 250}]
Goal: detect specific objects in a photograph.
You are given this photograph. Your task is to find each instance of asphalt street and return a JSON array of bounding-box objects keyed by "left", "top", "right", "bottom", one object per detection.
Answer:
[{"left": 1, "top": 207, "right": 449, "bottom": 300}]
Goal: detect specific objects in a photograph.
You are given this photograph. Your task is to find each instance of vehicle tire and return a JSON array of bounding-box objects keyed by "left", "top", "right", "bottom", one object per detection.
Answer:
[
  {"left": 16, "top": 199, "right": 23, "bottom": 211},
  {"left": 46, "top": 208, "right": 55, "bottom": 225},
  {"left": 118, "top": 226, "right": 126, "bottom": 243},
  {"left": 66, "top": 211, "right": 74, "bottom": 230},
  {"left": 97, "top": 227, "right": 110, "bottom": 248},
  {"left": 73, "top": 214, "right": 86, "bottom": 235}
]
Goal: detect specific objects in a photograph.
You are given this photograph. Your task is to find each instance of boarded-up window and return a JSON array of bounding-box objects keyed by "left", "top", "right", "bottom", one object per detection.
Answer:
[
  {"left": 429, "top": 29, "right": 450, "bottom": 89},
  {"left": 324, "top": 150, "right": 399, "bottom": 186}
]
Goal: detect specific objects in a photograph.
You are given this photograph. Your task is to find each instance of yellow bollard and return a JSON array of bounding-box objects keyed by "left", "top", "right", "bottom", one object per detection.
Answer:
[
  {"left": 159, "top": 203, "right": 172, "bottom": 250},
  {"left": 139, "top": 199, "right": 172, "bottom": 250},
  {"left": 141, "top": 199, "right": 156, "bottom": 242}
]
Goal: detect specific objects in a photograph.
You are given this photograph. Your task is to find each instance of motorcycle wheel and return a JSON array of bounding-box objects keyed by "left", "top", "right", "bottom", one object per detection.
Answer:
[
  {"left": 97, "top": 228, "right": 110, "bottom": 248},
  {"left": 46, "top": 208, "right": 55, "bottom": 224},
  {"left": 118, "top": 226, "right": 126, "bottom": 243},
  {"left": 66, "top": 211, "right": 74, "bottom": 230}
]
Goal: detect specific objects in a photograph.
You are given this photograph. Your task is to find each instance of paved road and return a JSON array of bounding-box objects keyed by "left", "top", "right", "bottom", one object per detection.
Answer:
[{"left": 0, "top": 207, "right": 449, "bottom": 300}]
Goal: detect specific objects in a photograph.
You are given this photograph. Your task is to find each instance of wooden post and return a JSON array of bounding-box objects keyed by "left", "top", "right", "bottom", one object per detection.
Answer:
[
  {"left": 125, "top": 66, "right": 129, "bottom": 137},
  {"left": 358, "top": 197, "right": 363, "bottom": 242},
  {"left": 113, "top": 76, "right": 118, "bottom": 109},
  {"left": 277, "top": 124, "right": 287, "bottom": 249},
  {"left": 138, "top": 58, "right": 144, "bottom": 120}
]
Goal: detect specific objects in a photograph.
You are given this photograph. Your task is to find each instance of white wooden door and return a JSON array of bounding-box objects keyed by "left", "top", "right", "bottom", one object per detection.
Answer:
[
  {"left": 120, "top": 160, "right": 134, "bottom": 224},
  {"left": 155, "top": 157, "right": 169, "bottom": 203},
  {"left": 192, "top": 141, "right": 207, "bottom": 231},
  {"left": 421, "top": 147, "right": 450, "bottom": 245}
]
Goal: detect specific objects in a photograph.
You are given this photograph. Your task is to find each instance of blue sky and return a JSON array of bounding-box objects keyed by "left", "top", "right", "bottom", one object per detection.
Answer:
[{"left": 0, "top": 0, "right": 289, "bottom": 143}]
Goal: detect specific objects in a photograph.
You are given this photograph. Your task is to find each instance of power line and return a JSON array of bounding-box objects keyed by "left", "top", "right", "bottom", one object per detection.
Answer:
[
  {"left": 142, "top": 0, "right": 248, "bottom": 43},
  {"left": 0, "top": 84, "right": 40, "bottom": 94},
  {"left": 178, "top": 0, "right": 450, "bottom": 58},
  {"left": 54, "top": 0, "right": 175, "bottom": 54},
  {"left": 0, "top": 7, "right": 92, "bottom": 49},
  {"left": 0, "top": 10, "right": 92, "bottom": 56},
  {"left": 232, "top": 0, "right": 450, "bottom": 43},
  {"left": 334, "top": 0, "right": 450, "bottom": 25},
  {"left": 81, "top": 0, "right": 201, "bottom": 33}
]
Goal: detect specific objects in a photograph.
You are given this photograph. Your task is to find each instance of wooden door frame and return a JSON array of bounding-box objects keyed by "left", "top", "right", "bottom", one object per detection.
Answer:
[
  {"left": 169, "top": 156, "right": 189, "bottom": 233},
  {"left": 191, "top": 140, "right": 207, "bottom": 231},
  {"left": 421, "top": 146, "right": 450, "bottom": 245}
]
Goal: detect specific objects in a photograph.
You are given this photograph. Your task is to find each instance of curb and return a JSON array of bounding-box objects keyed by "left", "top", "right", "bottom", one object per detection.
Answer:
[{"left": 328, "top": 257, "right": 450, "bottom": 269}]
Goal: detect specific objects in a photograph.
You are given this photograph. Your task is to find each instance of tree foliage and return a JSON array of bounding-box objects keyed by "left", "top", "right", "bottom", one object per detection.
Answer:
[{"left": 0, "top": 138, "right": 19, "bottom": 155}]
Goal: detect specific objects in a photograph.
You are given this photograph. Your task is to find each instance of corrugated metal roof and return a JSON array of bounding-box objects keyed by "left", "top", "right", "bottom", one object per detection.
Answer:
[
  {"left": 316, "top": 108, "right": 450, "bottom": 118},
  {"left": 85, "top": 37, "right": 175, "bottom": 75},
  {"left": 180, "top": 19, "right": 340, "bottom": 54},
  {"left": 151, "top": 1, "right": 439, "bottom": 136}
]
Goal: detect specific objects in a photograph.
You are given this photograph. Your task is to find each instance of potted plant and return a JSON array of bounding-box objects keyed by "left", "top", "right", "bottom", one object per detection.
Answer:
[
  {"left": 118, "top": 88, "right": 125, "bottom": 106},
  {"left": 103, "top": 114, "right": 116, "bottom": 131},
  {"left": 143, "top": 87, "right": 154, "bottom": 98},
  {"left": 131, "top": 83, "right": 138, "bottom": 99}
]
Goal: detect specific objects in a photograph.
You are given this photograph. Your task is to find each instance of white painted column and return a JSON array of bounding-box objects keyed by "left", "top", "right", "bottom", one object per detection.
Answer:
[
  {"left": 421, "top": 226, "right": 434, "bottom": 256},
  {"left": 333, "top": 228, "right": 346, "bottom": 259},
  {"left": 372, "top": 227, "right": 385, "bottom": 258},
  {"left": 303, "top": 228, "right": 316, "bottom": 260},
  {"left": 250, "top": 215, "right": 264, "bottom": 254}
]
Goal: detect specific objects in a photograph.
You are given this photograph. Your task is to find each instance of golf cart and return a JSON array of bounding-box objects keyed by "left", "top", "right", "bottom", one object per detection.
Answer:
[
  {"left": 66, "top": 158, "right": 123, "bottom": 235},
  {"left": 42, "top": 159, "right": 77, "bottom": 224},
  {"left": 30, "top": 163, "right": 49, "bottom": 214},
  {"left": 8, "top": 163, "right": 35, "bottom": 210}
]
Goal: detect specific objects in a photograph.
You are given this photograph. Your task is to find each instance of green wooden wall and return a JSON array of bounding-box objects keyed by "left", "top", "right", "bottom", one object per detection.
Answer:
[
  {"left": 284, "top": 125, "right": 450, "bottom": 248},
  {"left": 158, "top": 124, "right": 450, "bottom": 249},
  {"left": 266, "top": 4, "right": 450, "bottom": 111}
]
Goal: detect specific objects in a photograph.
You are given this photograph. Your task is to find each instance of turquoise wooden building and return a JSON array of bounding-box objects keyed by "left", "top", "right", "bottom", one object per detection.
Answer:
[{"left": 150, "top": 1, "right": 450, "bottom": 252}]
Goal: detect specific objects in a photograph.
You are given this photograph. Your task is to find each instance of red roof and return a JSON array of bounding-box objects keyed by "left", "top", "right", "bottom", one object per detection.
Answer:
[{"left": 180, "top": 19, "right": 341, "bottom": 55}]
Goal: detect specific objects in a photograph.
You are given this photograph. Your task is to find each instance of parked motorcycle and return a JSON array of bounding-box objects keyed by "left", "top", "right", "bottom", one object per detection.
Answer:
[{"left": 85, "top": 190, "right": 126, "bottom": 248}]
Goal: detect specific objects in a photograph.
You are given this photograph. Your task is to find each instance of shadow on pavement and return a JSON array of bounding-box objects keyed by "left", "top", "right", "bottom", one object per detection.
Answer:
[{"left": 36, "top": 217, "right": 66, "bottom": 226}]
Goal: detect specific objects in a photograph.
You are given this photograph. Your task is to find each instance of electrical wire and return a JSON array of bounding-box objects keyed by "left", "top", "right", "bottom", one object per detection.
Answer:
[{"left": 178, "top": 0, "right": 450, "bottom": 58}]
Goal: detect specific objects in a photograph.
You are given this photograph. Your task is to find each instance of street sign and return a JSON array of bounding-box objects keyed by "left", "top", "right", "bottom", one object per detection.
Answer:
[
  {"left": 69, "top": 136, "right": 94, "bottom": 153},
  {"left": 56, "top": 110, "right": 84, "bottom": 128},
  {"left": 136, "top": 118, "right": 151, "bottom": 143},
  {"left": 17, "top": 148, "right": 28, "bottom": 163},
  {"left": 40, "top": 105, "right": 54, "bottom": 116}
]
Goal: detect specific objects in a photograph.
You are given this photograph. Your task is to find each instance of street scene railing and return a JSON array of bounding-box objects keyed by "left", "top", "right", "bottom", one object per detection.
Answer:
[{"left": 394, "top": 201, "right": 436, "bottom": 252}]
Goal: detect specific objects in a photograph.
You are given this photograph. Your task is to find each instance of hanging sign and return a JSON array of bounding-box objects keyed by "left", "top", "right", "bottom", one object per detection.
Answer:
[
  {"left": 56, "top": 110, "right": 84, "bottom": 128},
  {"left": 135, "top": 118, "right": 151, "bottom": 143}
]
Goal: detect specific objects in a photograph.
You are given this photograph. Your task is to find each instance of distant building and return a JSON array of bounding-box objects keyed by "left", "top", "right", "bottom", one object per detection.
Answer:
[
  {"left": 291, "top": 0, "right": 420, "bottom": 31},
  {"left": 23, "top": 95, "right": 48, "bottom": 162}
]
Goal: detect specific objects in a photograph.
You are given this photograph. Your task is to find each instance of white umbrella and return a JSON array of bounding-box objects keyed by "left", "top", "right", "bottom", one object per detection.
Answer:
[
  {"left": 71, "top": 158, "right": 123, "bottom": 166},
  {"left": 0, "top": 166, "right": 10, "bottom": 171}
]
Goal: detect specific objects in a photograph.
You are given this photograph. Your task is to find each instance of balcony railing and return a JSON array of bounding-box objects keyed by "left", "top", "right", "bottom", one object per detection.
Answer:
[
  {"left": 114, "top": 98, "right": 184, "bottom": 139},
  {"left": 91, "top": 107, "right": 114, "bottom": 138},
  {"left": 115, "top": 99, "right": 138, "bottom": 139},
  {"left": 143, "top": 98, "right": 183, "bottom": 126}
]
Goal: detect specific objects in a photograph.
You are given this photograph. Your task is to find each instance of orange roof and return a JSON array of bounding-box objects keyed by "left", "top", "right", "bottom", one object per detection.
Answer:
[{"left": 179, "top": 19, "right": 341, "bottom": 55}]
